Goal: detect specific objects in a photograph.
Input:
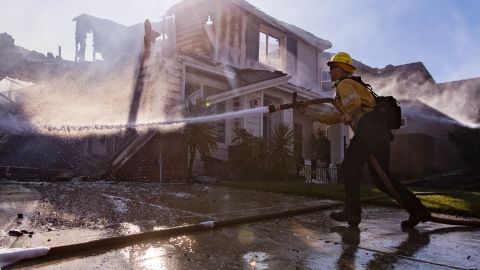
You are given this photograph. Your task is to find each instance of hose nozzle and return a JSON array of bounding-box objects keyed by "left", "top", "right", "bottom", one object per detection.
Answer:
[{"left": 268, "top": 92, "right": 336, "bottom": 113}]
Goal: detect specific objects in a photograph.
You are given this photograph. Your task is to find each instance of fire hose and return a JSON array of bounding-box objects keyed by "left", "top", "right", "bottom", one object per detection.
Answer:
[{"left": 269, "top": 92, "right": 480, "bottom": 227}]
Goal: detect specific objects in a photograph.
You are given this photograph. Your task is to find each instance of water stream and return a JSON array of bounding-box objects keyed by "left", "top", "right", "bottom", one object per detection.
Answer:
[{"left": 40, "top": 106, "right": 270, "bottom": 133}]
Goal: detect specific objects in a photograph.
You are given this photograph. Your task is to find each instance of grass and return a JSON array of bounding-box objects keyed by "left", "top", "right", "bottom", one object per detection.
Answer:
[{"left": 220, "top": 181, "right": 480, "bottom": 218}]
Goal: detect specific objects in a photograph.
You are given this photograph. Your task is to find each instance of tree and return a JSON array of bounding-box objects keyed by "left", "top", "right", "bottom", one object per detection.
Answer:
[{"left": 182, "top": 99, "right": 219, "bottom": 181}]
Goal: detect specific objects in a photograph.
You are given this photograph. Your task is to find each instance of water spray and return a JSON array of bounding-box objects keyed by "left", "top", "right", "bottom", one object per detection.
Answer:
[
  {"left": 37, "top": 92, "right": 336, "bottom": 133},
  {"left": 40, "top": 106, "right": 272, "bottom": 132}
]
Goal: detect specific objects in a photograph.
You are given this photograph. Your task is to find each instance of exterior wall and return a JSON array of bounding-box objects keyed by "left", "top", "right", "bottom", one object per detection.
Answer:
[
  {"left": 289, "top": 41, "right": 318, "bottom": 91},
  {"left": 390, "top": 133, "right": 434, "bottom": 177},
  {"left": 393, "top": 114, "right": 468, "bottom": 173},
  {"left": 217, "top": 5, "right": 249, "bottom": 67},
  {"left": 160, "top": 58, "right": 184, "bottom": 105}
]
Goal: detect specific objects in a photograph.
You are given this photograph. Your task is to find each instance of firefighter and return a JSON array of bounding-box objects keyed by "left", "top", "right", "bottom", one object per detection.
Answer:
[{"left": 306, "top": 52, "right": 431, "bottom": 227}]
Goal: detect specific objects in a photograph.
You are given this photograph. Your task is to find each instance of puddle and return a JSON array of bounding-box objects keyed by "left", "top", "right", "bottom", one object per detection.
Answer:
[{"left": 243, "top": 252, "right": 269, "bottom": 270}]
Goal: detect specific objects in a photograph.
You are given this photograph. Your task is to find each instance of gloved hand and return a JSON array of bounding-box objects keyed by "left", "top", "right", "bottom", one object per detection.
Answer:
[
  {"left": 296, "top": 105, "right": 307, "bottom": 115},
  {"left": 341, "top": 114, "right": 351, "bottom": 125}
]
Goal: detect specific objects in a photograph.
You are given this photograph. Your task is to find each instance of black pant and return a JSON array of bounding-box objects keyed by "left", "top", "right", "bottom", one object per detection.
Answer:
[{"left": 341, "top": 111, "right": 427, "bottom": 216}]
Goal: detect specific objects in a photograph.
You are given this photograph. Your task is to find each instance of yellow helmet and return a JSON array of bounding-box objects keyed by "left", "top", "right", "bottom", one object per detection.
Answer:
[{"left": 327, "top": 52, "right": 356, "bottom": 73}]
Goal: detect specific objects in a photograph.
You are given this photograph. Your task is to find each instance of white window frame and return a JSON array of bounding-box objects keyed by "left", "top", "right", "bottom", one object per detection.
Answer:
[
  {"left": 319, "top": 68, "right": 333, "bottom": 92},
  {"left": 258, "top": 25, "right": 286, "bottom": 71}
]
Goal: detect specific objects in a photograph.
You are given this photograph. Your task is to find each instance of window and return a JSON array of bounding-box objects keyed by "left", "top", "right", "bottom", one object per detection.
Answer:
[
  {"left": 204, "top": 85, "right": 226, "bottom": 144},
  {"left": 259, "top": 31, "right": 282, "bottom": 70},
  {"left": 320, "top": 69, "right": 333, "bottom": 92},
  {"left": 214, "top": 101, "right": 226, "bottom": 143},
  {"left": 185, "top": 82, "right": 201, "bottom": 101}
]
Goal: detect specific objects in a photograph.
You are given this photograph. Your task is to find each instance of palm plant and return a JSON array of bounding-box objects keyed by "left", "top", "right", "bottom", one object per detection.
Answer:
[
  {"left": 265, "top": 123, "right": 295, "bottom": 179},
  {"left": 182, "top": 98, "right": 219, "bottom": 181},
  {"left": 231, "top": 127, "right": 267, "bottom": 175}
]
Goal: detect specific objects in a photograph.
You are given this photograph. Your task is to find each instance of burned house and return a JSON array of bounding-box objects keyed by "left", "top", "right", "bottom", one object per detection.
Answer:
[{"left": 71, "top": 0, "right": 354, "bottom": 181}]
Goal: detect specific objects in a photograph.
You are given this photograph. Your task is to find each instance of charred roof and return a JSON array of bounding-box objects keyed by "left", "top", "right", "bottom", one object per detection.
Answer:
[{"left": 168, "top": 0, "right": 332, "bottom": 51}]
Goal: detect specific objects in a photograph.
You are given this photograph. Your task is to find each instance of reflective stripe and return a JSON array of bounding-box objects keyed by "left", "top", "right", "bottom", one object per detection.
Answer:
[{"left": 341, "top": 90, "right": 360, "bottom": 107}]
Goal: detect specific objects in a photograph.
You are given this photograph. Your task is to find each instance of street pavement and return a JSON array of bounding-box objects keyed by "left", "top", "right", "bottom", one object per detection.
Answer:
[{"left": 1, "top": 180, "right": 479, "bottom": 269}]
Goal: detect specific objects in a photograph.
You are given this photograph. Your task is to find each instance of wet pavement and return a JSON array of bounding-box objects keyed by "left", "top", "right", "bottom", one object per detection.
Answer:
[{"left": 1, "top": 180, "right": 479, "bottom": 269}]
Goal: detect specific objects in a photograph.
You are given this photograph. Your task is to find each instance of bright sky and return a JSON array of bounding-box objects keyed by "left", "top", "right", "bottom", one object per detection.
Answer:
[{"left": 1, "top": 0, "right": 479, "bottom": 83}]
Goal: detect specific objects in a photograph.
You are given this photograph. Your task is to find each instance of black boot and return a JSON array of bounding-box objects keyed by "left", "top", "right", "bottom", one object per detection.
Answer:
[
  {"left": 329, "top": 211, "right": 361, "bottom": 227},
  {"left": 401, "top": 209, "right": 431, "bottom": 228}
]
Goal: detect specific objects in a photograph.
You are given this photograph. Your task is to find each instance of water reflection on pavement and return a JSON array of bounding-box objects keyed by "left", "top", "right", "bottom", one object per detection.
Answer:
[{"left": 1, "top": 180, "right": 479, "bottom": 269}]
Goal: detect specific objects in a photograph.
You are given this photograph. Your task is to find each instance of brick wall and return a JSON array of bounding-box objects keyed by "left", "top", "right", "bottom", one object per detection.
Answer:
[
  {"left": 114, "top": 133, "right": 186, "bottom": 182},
  {"left": 390, "top": 133, "right": 434, "bottom": 178}
]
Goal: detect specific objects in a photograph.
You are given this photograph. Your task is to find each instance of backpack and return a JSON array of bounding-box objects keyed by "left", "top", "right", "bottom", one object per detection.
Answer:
[{"left": 339, "top": 76, "right": 402, "bottom": 129}]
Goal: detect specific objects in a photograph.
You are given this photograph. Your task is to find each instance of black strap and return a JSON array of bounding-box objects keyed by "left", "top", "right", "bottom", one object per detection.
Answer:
[{"left": 337, "top": 75, "right": 378, "bottom": 98}]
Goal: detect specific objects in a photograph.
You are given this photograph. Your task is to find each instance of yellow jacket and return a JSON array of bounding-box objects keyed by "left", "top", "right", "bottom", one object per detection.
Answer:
[{"left": 308, "top": 78, "right": 376, "bottom": 130}]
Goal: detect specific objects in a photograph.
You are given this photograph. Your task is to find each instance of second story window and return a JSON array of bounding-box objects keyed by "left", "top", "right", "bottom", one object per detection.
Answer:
[
  {"left": 259, "top": 31, "right": 282, "bottom": 70},
  {"left": 320, "top": 69, "right": 333, "bottom": 92}
]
